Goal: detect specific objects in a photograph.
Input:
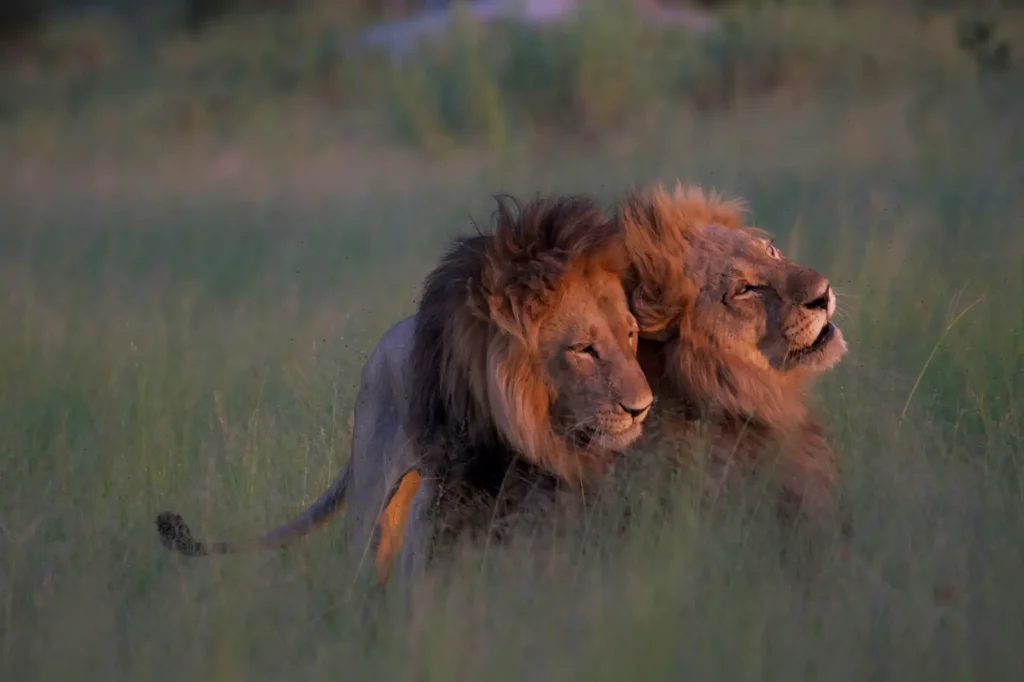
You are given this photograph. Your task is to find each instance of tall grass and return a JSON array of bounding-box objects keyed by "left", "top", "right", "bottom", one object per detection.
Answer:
[{"left": 2, "top": 3, "right": 1024, "bottom": 681}]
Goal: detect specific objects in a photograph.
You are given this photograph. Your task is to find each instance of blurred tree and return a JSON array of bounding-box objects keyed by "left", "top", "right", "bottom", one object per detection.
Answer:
[
  {"left": 0, "top": 0, "right": 49, "bottom": 44},
  {"left": 182, "top": 0, "right": 298, "bottom": 32},
  {"left": 360, "top": 0, "right": 442, "bottom": 20},
  {"left": 956, "top": 17, "right": 1011, "bottom": 72},
  {"left": 183, "top": 0, "right": 231, "bottom": 31}
]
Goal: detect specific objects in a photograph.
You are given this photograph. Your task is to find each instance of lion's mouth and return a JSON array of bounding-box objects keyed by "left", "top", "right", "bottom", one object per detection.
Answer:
[
  {"left": 790, "top": 322, "right": 834, "bottom": 358},
  {"left": 807, "top": 321, "right": 836, "bottom": 352},
  {"left": 786, "top": 321, "right": 845, "bottom": 368}
]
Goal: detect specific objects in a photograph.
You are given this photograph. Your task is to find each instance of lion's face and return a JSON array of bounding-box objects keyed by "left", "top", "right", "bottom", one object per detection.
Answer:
[
  {"left": 683, "top": 224, "right": 847, "bottom": 375},
  {"left": 536, "top": 266, "right": 654, "bottom": 453},
  {"left": 427, "top": 195, "right": 656, "bottom": 486}
]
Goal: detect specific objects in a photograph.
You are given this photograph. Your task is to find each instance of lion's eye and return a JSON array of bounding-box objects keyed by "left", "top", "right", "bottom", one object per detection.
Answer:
[
  {"left": 569, "top": 343, "right": 599, "bottom": 359},
  {"left": 765, "top": 241, "right": 780, "bottom": 258},
  {"left": 734, "top": 283, "right": 756, "bottom": 298}
]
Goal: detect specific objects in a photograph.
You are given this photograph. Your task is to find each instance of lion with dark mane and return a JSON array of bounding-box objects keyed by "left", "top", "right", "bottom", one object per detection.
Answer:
[
  {"left": 619, "top": 182, "right": 849, "bottom": 532},
  {"left": 155, "top": 194, "right": 653, "bottom": 587},
  {"left": 398, "top": 194, "right": 654, "bottom": 574}
]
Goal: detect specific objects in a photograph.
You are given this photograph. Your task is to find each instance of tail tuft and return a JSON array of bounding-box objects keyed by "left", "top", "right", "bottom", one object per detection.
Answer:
[{"left": 156, "top": 511, "right": 207, "bottom": 556}]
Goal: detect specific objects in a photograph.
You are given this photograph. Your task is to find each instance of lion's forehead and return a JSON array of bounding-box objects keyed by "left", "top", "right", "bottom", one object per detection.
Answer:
[
  {"left": 687, "top": 238, "right": 773, "bottom": 283},
  {"left": 688, "top": 232, "right": 826, "bottom": 301},
  {"left": 539, "top": 300, "right": 624, "bottom": 345},
  {"left": 553, "top": 269, "right": 628, "bottom": 315},
  {"left": 702, "top": 222, "right": 764, "bottom": 248}
]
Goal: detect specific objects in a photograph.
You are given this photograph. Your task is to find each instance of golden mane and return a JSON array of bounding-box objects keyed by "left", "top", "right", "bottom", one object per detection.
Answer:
[
  {"left": 408, "top": 194, "right": 629, "bottom": 489},
  {"left": 620, "top": 183, "right": 751, "bottom": 337}
]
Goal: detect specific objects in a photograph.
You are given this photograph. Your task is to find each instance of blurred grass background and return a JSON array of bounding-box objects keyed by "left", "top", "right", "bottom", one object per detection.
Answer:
[{"left": 2, "top": 1, "right": 1023, "bottom": 680}]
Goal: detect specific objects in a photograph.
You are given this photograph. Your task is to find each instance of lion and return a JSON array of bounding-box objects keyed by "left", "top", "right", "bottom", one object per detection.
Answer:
[
  {"left": 155, "top": 194, "right": 654, "bottom": 588},
  {"left": 617, "top": 182, "right": 849, "bottom": 533}
]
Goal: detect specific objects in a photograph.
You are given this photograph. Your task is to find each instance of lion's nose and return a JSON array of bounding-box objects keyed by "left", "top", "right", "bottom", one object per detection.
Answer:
[
  {"left": 803, "top": 281, "right": 831, "bottom": 312},
  {"left": 620, "top": 399, "right": 653, "bottom": 421}
]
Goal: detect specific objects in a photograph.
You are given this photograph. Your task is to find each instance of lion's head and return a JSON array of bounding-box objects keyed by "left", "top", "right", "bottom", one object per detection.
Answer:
[
  {"left": 620, "top": 182, "right": 847, "bottom": 428},
  {"left": 409, "top": 194, "right": 654, "bottom": 488}
]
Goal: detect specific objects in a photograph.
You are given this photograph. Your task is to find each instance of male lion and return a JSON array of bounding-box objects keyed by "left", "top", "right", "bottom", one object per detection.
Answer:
[
  {"left": 618, "top": 182, "right": 848, "bottom": 532},
  {"left": 156, "top": 194, "right": 653, "bottom": 587}
]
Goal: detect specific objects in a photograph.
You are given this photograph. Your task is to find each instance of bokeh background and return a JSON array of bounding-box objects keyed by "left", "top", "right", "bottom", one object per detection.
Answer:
[{"left": 1, "top": 1, "right": 1022, "bottom": 680}]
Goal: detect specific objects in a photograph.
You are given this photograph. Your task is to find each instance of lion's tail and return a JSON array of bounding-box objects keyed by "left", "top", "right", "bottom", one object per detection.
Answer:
[{"left": 155, "top": 463, "right": 351, "bottom": 557}]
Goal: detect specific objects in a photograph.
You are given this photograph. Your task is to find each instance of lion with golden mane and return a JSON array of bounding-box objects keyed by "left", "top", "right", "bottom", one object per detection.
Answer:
[
  {"left": 156, "top": 194, "right": 653, "bottom": 586},
  {"left": 619, "top": 182, "right": 849, "bottom": 532}
]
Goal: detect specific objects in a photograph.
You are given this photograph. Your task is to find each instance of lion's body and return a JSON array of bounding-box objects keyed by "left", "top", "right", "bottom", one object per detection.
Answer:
[
  {"left": 621, "top": 183, "right": 848, "bottom": 530},
  {"left": 155, "top": 194, "right": 652, "bottom": 588},
  {"left": 344, "top": 312, "right": 574, "bottom": 585}
]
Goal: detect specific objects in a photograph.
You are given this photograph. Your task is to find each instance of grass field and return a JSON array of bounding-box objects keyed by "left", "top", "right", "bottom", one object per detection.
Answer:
[{"left": 2, "top": 4, "right": 1024, "bottom": 681}]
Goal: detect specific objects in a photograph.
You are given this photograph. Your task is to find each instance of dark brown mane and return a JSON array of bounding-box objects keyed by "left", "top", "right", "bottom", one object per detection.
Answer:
[{"left": 407, "top": 194, "right": 627, "bottom": 531}]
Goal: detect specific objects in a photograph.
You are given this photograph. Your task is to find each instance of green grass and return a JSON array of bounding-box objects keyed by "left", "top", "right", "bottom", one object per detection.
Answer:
[{"left": 2, "top": 4, "right": 1024, "bottom": 681}]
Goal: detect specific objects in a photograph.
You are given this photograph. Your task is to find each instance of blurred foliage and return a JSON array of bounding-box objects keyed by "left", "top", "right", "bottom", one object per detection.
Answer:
[
  {"left": 956, "top": 17, "right": 1012, "bottom": 72},
  {"left": 0, "top": 1, "right": 49, "bottom": 43},
  {"left": 0, "top": 0, "right": 1020, "bottom": 154}
]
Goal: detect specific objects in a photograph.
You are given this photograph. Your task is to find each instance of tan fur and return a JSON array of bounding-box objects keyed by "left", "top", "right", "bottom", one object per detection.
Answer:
[{"left": 620, "top": 181, "right": 848, "bottom": 527}]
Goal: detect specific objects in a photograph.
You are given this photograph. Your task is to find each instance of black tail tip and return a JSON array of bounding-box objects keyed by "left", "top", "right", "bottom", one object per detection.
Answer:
[{"left": 156, "top": 511, "right": 205, "bottom": 556}]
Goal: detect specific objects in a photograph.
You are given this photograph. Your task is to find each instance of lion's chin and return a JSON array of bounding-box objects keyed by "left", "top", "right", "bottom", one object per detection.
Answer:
[
  {"left": 786, "top": 322, "right": 847, "bottom": 372},
  {"left": 577, "top": 422, "right": 645, "bottom": 453}
]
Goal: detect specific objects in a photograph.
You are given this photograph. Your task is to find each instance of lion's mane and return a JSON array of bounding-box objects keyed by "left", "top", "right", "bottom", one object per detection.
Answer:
[{"left": 406, "top": 194, "right": 630, "bottom": 536}]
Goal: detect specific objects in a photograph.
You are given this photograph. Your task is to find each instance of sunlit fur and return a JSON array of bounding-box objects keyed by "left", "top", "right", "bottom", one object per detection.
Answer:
[{"left": 620, "top": 182, "right": 848, "bottom": 528}]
